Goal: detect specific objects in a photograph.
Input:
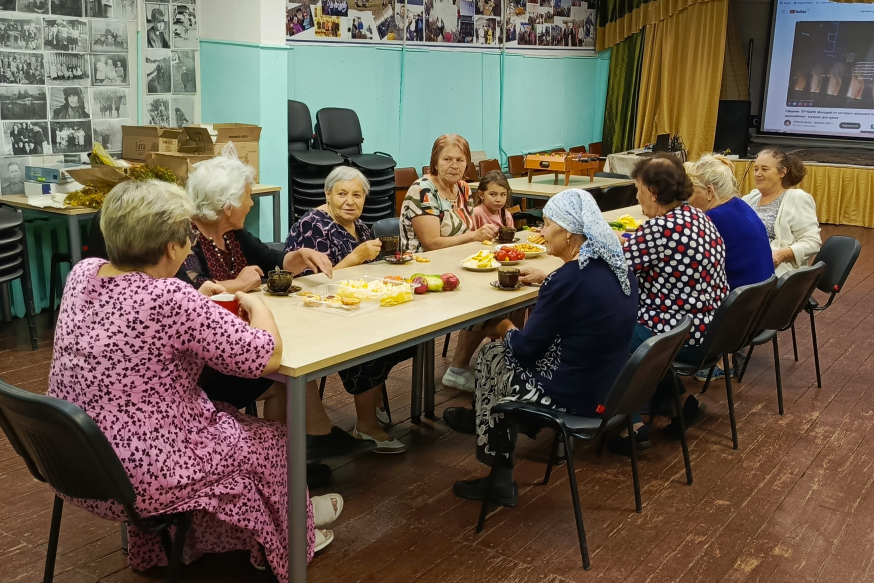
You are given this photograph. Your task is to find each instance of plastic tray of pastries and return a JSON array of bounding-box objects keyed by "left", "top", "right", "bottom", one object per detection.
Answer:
[{"left": 333, "top": 276, "right": 414, "bottom": 307}]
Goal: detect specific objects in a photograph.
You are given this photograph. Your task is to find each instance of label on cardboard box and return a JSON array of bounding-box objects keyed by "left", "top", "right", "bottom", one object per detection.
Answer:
[{"left": 121, "top": 126, "right": 182, "bottom": 161}]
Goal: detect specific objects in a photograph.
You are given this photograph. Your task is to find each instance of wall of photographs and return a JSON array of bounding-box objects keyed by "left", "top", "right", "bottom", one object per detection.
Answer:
[
  {"left": 285, "top": 0, "right": 596, "bottom": 50},
  {"left": 0, "top": 0, "right": 139, "bottom": 195},
  {"left": 141, "top": 0, "right": 197, "bottom": 128}
]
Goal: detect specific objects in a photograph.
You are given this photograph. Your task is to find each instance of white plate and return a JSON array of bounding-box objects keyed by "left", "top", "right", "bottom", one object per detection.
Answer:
[
  {"left": 495, "top": 243, "right": 547, "bottom": 258},
  {"left": 460, "top": 260, "right": 499, "bottom": 272}
]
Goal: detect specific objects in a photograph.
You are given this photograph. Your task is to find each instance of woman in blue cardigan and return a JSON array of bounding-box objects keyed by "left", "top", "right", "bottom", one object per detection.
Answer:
[{"left": 443, "top": 189, "right": 639, "bottom": 506}]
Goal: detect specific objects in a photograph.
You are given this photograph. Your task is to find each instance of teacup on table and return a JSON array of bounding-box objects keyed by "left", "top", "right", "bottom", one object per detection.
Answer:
[
  {"left": 378, "top": 235, "right": 399, "bottom": 258},
  {"left": 266, "top": 269, "right": 294, "bottom": 294},
  {"left": 498, "top": 267, "right": 520, "bottom": 288},
  {"left": 211, "top": 293, "right": 239, "bottom": 314},
  {"left": 496, "top": 226, "right": 516, "bottom": 243}
]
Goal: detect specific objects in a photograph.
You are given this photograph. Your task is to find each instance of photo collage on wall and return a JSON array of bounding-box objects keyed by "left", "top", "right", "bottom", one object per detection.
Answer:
[
  {"left": 0, "top": 0, "right": 137, "bottom": 194},
  {"left": 142, "top": 0, "right": 197, "bottom": 128},
  {"left": 285, "top": 0, "right": 594, "bottom": 48}
]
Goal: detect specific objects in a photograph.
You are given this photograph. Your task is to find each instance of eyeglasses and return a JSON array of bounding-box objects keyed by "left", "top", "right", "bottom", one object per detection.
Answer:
[{"left": 188, "top": 229, "right": 199, "bottom": 246}]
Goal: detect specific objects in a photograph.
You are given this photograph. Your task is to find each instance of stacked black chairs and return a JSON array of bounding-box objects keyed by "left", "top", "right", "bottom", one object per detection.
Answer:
[
  {"left": 315, "top": 108, "right": 397, "bottom": 225},
  {"left": 288, "top": 100, "right": 344, "bottom": 223},
  {"left": 0, "top": 203, "right": 37, "bottom": 349},
  {"left": 598, "top": 183, "right": 638, "bottom": 212},
  {"left": 0, "top": 378, "right": 191, "bottom": 583},
  {"left": 475, "top": 317, "right": 694, "bottom": 570}
]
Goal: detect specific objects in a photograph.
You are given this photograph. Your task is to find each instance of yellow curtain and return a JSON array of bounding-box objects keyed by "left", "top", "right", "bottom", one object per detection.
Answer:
[
  {"left": 598, "top": 0, "right": 704, "bottom": 51},
  {"left": 719, "top": 1, "right": 749, "bottom": 100},
  {"left": 634, "top": 0, "right": 728, "bottom": 160}
]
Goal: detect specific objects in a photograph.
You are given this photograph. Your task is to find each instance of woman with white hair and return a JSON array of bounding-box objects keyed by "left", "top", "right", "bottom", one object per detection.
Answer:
[
  {"left": 48, "top": 180, "right": 342, "bottom": 581},
  {"left": 285, "top": 165, "right": 410, "bottom": 456}
]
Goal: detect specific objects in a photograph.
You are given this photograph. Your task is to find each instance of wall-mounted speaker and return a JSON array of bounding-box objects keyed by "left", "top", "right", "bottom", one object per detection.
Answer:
[{"left": 714, "top": 100, "right": 752, "bottom": 156}]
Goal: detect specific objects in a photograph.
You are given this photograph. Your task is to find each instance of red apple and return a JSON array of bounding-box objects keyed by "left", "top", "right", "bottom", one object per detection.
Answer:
[
  {"left": 440, "top": 273, "right": 459, "bottom": 291},
  {"left": 411, "top": 276, "right": 429, "bottom": 294}
]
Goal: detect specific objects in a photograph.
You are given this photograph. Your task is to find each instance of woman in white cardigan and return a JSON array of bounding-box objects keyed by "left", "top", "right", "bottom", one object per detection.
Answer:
[{"left": 742, "top": 149, "right": 821, "bottom": 277}]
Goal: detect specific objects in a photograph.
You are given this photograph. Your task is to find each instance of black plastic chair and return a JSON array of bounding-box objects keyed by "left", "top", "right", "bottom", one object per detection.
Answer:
[
  {"left": 791, "top": 236, "right": 861, "bottom": 388},
  {"left": 476, "top": 317, "right": 694, "bottom": 570},
  {"left": 673, "top": 276, "right": 777, "bottom": 449},
  {"left": 287, "top": 100, "right": 344, "bottom": 169},
  {"left": 598, "top": 184, "right": 638, "bottom": 212},
  {"left": 314, "top": 108, "right": 397, "bottom": 173},
  {"left": 0, "top": 204, "right": 37, "bottom": 349},
  {"left": 737, "top": 264, "right": 826, "bottom": 414},
  {"left": 0, "top": 379, "right": 190, "bottom": 583},
  {"left": 595, "top": 171, "right": 631, "bottom": 179}
]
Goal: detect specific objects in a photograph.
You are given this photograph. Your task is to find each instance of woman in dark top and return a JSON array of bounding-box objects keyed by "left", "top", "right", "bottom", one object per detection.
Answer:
[{"left": 443, "top": 188, "right": 638, "bottom": 505}]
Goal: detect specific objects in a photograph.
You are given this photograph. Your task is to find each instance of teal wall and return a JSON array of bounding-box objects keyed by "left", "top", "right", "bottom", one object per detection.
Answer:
[{"left": 200, "top": 39, "right": 611, "bottom": 240}]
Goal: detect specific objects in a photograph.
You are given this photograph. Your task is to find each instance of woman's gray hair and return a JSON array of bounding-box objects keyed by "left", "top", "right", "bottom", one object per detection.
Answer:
[
  {"left": 101, "top": 180, "right": 194, "bottom": 269},
  {"left": 187, "top": 156, "right": 256, "bottom": 222},
  {"left": 324, "top": 166, "right": 370, "bottom": 196}
]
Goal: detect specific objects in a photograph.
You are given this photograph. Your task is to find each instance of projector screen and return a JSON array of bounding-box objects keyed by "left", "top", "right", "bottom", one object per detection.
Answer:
[{"left": 761, "top": 1, "right": 874, "bottom": 140}]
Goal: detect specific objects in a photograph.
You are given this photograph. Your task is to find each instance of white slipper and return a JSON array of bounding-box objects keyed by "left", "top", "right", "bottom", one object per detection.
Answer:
[
  {"left": 376, "top": 406, "right": 391, "bottom": 426},
  {"left": 311, "top": 493, "right": 344, "bottom": 528},
  {"left": 352, "top": 426, "right": 406, "bottom": 454},
  {"left": 314, "top": 529, "right": 334, "bottom": 552}
]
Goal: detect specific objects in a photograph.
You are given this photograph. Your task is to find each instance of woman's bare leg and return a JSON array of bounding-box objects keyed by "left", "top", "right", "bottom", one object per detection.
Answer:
[
  {"left": 305, "top": 380, "right": 333, "bottom": 435},
  {"left": 451, "top": 329, "right": 487, "bottom": 369},
  {"left": 353, "top": 385, "right": 390, "bottom": 439}
]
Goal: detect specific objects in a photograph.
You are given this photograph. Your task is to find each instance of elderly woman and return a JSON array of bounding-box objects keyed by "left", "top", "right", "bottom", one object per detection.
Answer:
[
  {"left": 47, "top": 180, "right": 342, "bottom": 582},
  {"left": 183, "top": 155, "right": 332, "bottom": 422},
  {"left": 285, "top": 166, "right": 410, "bottom": 455},
  {"left": 443, "top": 189, "right": 638, "bottom": 503},
  {"left": 401, "top": 134, "right": 501, "bottom": 393},
  {"left": 742, "top": 148, "right": 821, "bottom": 277}
]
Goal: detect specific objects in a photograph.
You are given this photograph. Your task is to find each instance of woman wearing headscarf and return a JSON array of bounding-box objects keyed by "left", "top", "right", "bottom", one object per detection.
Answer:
[{"left": 443, "top": 189, "right": 639, "bottom": 505}]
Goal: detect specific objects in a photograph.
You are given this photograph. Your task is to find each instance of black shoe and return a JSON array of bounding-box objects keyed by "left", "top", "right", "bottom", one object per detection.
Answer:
[
  {"left": 607, "top": 424, "right": 652, "bottom": 458},
  {"left": 443, "top": 406, "right": 476, "bottom": 435},
  {"left": 663, "top": 396, "right": 707, "bottom": 439},
  {"left": 306, "top": 463, "right": 332, "bottom": 489},
  {"left": 307, "top": 426, "right": 374, "bottom": 461},
  {"left": 453, "top": 476, "right": 518, "bottom": 507}
]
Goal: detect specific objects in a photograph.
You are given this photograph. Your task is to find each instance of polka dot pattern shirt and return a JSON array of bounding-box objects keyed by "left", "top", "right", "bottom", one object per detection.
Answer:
[{"left": 624, "top": 203, "right": 729, "bottom": 346}]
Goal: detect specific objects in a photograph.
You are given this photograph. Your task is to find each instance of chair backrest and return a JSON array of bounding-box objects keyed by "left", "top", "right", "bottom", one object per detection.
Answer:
[
  {"left": 315, "top": 107, "right": 364, "bottom": 155},
  {"left": 422, "top": 166, "right": 431, "bottom": 176},
  {"left": 601, "top": 317, "right": 693, "bottom": 418},
  {"left": 372, "top": 217, "right": 400, "bottom": 239},
  {"left": 478, "top": 159, "right": 501, "bottom": 176},
  {"left": 759, "top": 263, "right": 826, "bottom": 332},
  {"left": 464, "top": 162, "right": 479, "bottom": 182},
  {"left": 506, "top": 155, "right": 526, "bottom": 177},
  {"left": 588, "top": 142, "right": 602, "bottom": 156},
  {"left": 0, "top": 378, "right": 136, "bottom": 507},
  {"left": 0, "top": 205, "right": 24, "bottom": 232},
  {"left": 813, "top": 236, "right": 861, "bottom": 297},
  {"left": 287, "top": 100, "right": 314, "bottom": 152},
  {"left": 595, "top": 172, "right": 631, "bottom": 180},
  {"left": 599, "top": 184, "right": 638, "bottom": 212},
  {"left": 394, "top": 167, "right": 418, "bottom": 189},
  {"left": 698, "top": 275, "right": 777, "bottom": 359},
  {"left": 84, "top": 210, "right": 106, "bottom": 260},
  {"left": 568, "top": 145, "right": 587, "bottom": 154}
]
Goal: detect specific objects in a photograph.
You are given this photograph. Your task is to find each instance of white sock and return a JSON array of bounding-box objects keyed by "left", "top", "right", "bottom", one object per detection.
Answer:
[{"left": 449, "top": 366, "right": 468, "bottom": 376}]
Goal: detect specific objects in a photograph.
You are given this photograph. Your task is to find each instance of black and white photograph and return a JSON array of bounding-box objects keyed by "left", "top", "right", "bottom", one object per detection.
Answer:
[
  {"left": 145, "top": 49, "right": 170, "bottom": 94},
  {"left": 146, "top": 3, "right": 171, "bottom": 48},
  {"left": 43, "top": 17, "right": 87, "bottom": 51},
  {"left": 171, "top": 50, "right": 195, "bottom": 94},
  {"left": 17, "top": 0, "right": 48, "bottom": 13},
  {"left": 171, "top": 96, "right": 193, "bottom": 127},
  {"left": 49, "top": 86, "right": 89, "bottom": 119},
  {"left": 90, "top": 19, "right": 128, "bottom": 52},
  {"left": 91, "top": 86, "right": 126, "bottom": 118},
  {"left": 92, "top": 117, "right": 123, "bottom": 151},
  {"left": 0, "top": 157, "right": 29, "bottom": 195},
  {"left": 3, "top": 122, "right": 50, "bottom": 155},
  {"left": 144, "top": 95, "right": 170, "bottom": 127},
  {"left": 45, "top": 52, "right": 89, "bottom": 85},
  {"left": 172, "top": 4, "right": 197, "bottom": 49},
  {"left": 0, "top": 0, "right": 15, "bottom": 10},
  {"left": 50, "top": 0, "right": 83, "bottom": 17},
  {"left": 0, "top": 87, "right": 46, "bottom": 120},
  {"left": 0, "top": 51, "right": 44, "bottom": 85},
  {"left": 91, "top": 0, "right": 136, "bottom": 20},
  {"left": 91, "top": 53, "right": 127, "bottom": 85},
  {"left": 0, "top": 15, "right": 42, "bottom": 50},
  {"left": 50, "top": 119, "right": 91, "bottom": 153},
  {"left": 174, "top": 0, "right": 195, "bottom": 4}
]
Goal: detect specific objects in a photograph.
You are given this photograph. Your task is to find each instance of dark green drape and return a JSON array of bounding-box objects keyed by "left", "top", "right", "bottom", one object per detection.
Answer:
[
  {"left": 597, "top": 0, "right": 648, "bottom": 28},
  {"left": 602, "top": 30, "right": 645, "bottom": 155}
]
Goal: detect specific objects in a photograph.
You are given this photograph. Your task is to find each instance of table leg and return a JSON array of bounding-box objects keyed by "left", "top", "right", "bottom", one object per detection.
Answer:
[
  {"left": 424, "top": 338, "right": 436, "bottom": 420},
  {"left": 411, "top": 343, "right": 424, "bottom": 425},
  {"left": 273, "top": 191, "right": 282, "bottom": 243},
  {"left": 66, "top": 215, "right": 82, "bottom": 264},
  {"left": 286, "top": 375, "right": 308, "bottom": 583},
  {"left": 0, "top": 282, "right": 10, "bottom": 322}
]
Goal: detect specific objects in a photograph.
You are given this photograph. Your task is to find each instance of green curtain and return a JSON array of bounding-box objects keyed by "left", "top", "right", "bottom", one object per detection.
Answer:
[{"left": 602, "top": 30, "right": 645, "bottom": 155}]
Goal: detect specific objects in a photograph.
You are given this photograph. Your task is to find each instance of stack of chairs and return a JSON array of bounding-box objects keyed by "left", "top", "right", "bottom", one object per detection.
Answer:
[{"left": 0, "top": 203, "right": 37, "bottom": 349}]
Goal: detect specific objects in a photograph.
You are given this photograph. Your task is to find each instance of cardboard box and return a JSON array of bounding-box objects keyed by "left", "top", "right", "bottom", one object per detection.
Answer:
[
  {"left": 145, "top": 152, "right": 213, "bottom": 184},
  {"left": 177, "top": 123, "right": 262, "bottom": 181},
  {"left": 122, "top": 126, "right": 183, "bottom": 161}
]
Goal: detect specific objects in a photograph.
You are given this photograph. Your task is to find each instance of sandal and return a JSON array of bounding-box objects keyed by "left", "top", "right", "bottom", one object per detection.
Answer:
[
  {"left": 314, "top": 529, "right": 334, "bottom": 552},
  {"left": 311, "top": 494, "right": 343, "bottom": 527},
  {"left": 606, "top": 424, "right": 652, "bottom": 458},
  {"left": 663, "top": 396, "right": 707, "bottom": 439}
]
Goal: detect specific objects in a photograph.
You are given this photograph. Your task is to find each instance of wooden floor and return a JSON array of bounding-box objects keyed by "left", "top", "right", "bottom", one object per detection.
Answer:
[{"left": 3, "top": 223, "right": 874, "bottom": 583}]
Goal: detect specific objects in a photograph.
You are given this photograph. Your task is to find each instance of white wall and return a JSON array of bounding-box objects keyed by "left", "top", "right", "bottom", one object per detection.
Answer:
[{"left": 200, "top": 0, "right": 285, "bottom": 45}]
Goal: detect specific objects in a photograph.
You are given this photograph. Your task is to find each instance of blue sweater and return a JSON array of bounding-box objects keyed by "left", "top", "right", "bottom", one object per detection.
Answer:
[
  {"left": 504, "top": 258, "right": 639, "bottom": 416},
  {"left": 706, "top": 197, "right": 775, "bottom": 289}
]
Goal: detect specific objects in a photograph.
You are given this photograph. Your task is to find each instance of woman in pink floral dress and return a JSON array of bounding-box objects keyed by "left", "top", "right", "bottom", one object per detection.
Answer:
[{"left": 48, "top": 180, "right": 341, "bottom": 581}]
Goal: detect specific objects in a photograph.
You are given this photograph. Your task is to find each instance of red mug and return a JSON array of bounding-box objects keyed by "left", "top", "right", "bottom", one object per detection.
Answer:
[{"left": 211, "top": 293, "right": 239, "bottom": 315}]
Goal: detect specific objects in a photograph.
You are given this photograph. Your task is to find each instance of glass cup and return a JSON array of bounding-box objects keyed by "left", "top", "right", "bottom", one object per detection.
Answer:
[
  {"left": 266, "top": 269, "right": 294, "bottom": 294},
  {"left": 378, "top": 235, "right": 399, "bottom": 259},
  {"left": 496, "top": 226, "right": 517, "bottom": 243},
  {"left": 498, "top": 267, "right": 520, "bottom": 288}
]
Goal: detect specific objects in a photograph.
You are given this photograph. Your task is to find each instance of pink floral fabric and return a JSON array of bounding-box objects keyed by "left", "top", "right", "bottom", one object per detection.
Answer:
[{"left": 47, "top": 258, "right": 314, "bottom": 581}]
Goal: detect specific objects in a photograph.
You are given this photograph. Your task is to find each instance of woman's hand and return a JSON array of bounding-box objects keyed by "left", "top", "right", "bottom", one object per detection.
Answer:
[
  {"left": 284, "top": 248, "right": 334, "bottom": 278},
  {"left": 235, "top": 265, "right": 264, "bottom": 292},
  {"left": 519, "top": 267, "right": 547, "bottom": 285},
  {"left": 197, "top": 281, "right": 226, "bottom": 296},
  {"left": 353, "top": 240, "right": 382, "bottom": 263},
  {"left": 773, "top": 247, "right": 795, "bottom": 267},
  {"left": 483, "top": 318, "right": 516, "bottom": 340},
  {"left": 235, "top": 290, "right": 264, "bottom": 322},
  {"left": 473, "top": 224, "right": 499, "bottom": 242}
]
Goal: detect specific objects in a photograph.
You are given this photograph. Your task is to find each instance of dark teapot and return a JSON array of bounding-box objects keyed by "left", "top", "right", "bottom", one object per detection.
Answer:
[{"left": 266, "top": 269, "right": 294, "bottom": 294}]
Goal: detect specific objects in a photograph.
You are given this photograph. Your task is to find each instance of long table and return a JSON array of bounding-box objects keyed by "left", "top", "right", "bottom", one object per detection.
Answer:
[
  {"left": 472, "top": 175, "right": 635, "bottom": 202},
  {"left": 270, "top": 204, "right": 646, "bottom": 581}
]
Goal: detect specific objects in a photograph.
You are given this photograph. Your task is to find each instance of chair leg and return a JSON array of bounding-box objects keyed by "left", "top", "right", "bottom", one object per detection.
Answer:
[
  {"left": 381, "top": 384, "right": 392, "bottom": 424},
  {"left": 773, "top": 336, "right": 784, "bottom": 415},
  {"left": 543, "top": 430, "right": 561, "bottom": 485},
  {"left": 318, "top": 376, "right": 326, "bottom": 399},
  {"left": 737, "top": 345, "right": 754, "bottom": 383},
  {"left": 120, "top": 523, "right": 129, "bottom": 555},
  {"left": 424, "top": 339, "right": 436, "bottom": 420},
  {"left": 595, "top": 433, "right": 607, "bottom": 457},
  {"left": 22, "top": 271, "right": 38, "bottom": 350},
  {"left": 562, "top": 430, "right": 591, "bottom": 570},
  {"left": 724, "top": 354, "right": 739, "bottom": 450},
  {"left": 43, "top": 496, "right": 63, "bottom": 583},
  {"left": 48, "top": 258, "right": 59, "bottom": 328},
  {"left": 166, "top": 513, "right": 191, "bottom": 583},
  {"left": 791, "top": 323, "right": 799, "bottom": 361},
  {"left": 245, "top": 402, "right": 258, "bottom": 417},
  {"left": 626, "top": 417, "right": 642, "bottom": 513},
  {"left": 671, "top": 374, "right": 693, "bottom": 486},
  {"left": 442, "top": 332, "right": 451, "bottom": 358},
  {"left": 701, "top": 366, "right": 715, "bottom": 394},
  {"left": 810, "top": 310, "right": 821, "bottom": 388},
  {"left": 475, "top": 465, "right": 498, "bottom": 534}
]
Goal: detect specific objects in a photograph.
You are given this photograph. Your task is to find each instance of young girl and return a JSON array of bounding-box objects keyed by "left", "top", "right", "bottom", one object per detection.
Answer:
[{"left": 473, "top": 170, "right": 514, "bottom": 228}]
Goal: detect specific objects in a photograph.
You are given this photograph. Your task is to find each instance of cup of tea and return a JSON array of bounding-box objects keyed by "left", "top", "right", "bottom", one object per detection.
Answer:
[
  {"left": 211, "top": 293, "right": 239, "bottom": 315},
  {"left": 498, "top": 267, "right": 520, "bottom": 288},
  {"left": 496, "top": 226, "right": 517, "bottom": 243},
  {"left": 266, "top": 269, "right": 294, "bottom": 294},
  {"left": 378, "top": 235, "right": 399, "bottom": 256}
]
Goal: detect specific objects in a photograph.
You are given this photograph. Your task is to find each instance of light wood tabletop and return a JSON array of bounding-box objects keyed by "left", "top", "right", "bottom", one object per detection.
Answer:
[{"left": 472, "top": 175, "right": 635, "bottom": 198}]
